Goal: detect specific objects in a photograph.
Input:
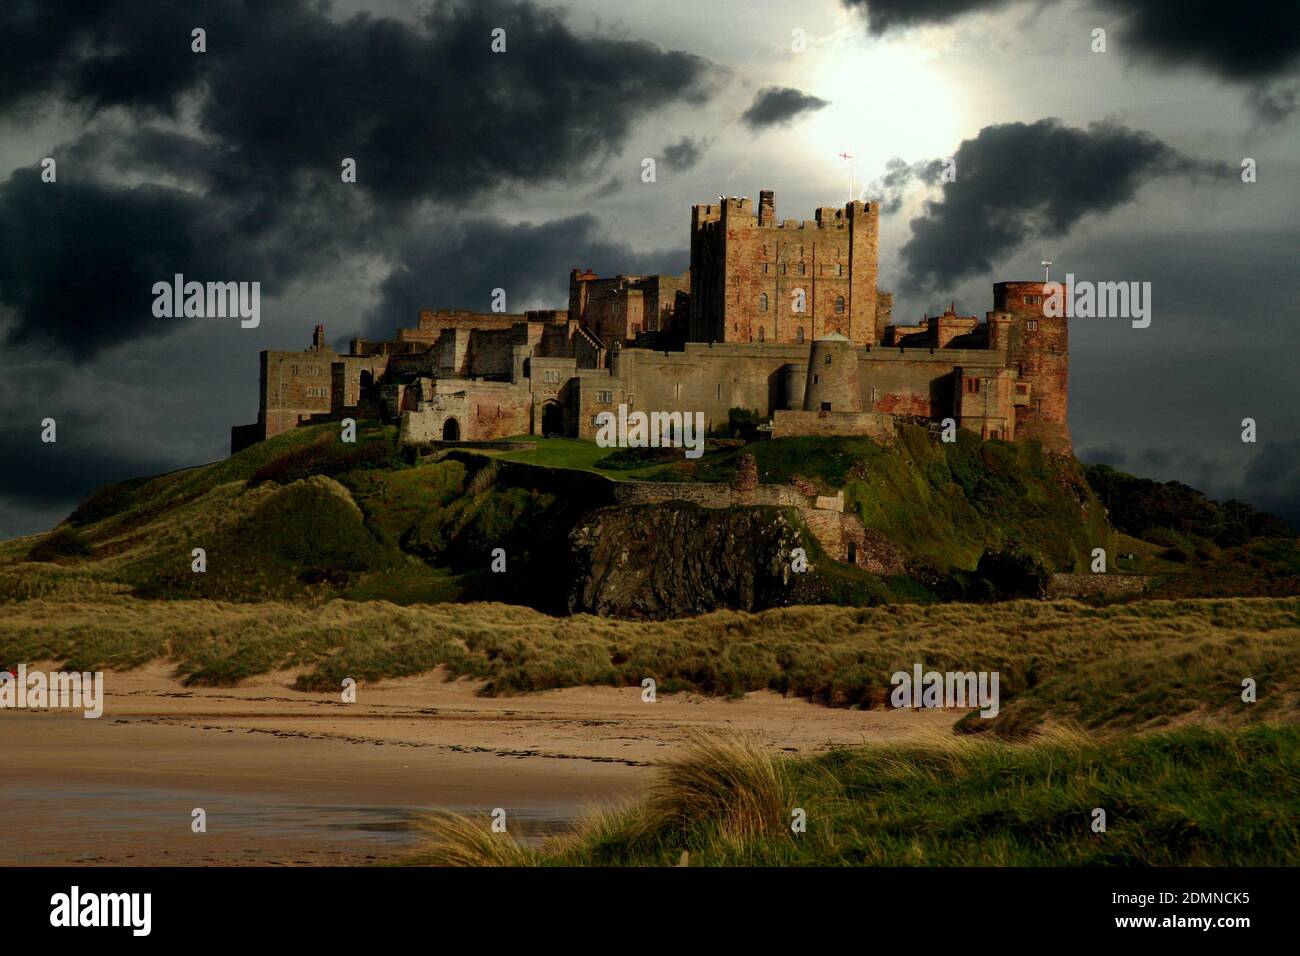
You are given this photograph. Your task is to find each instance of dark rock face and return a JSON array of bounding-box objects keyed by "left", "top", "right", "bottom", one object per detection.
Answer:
[{"left": 568, "top": 502, "right": 807, "bottom": 618}]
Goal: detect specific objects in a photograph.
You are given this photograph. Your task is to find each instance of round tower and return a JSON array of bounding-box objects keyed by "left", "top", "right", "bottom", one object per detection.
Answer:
[
  {"left": 802, "top": 333, "right": 861, "bottom": 412},
  {"left": 993, "top": 281, "right": 1070, "bottom": 452}
]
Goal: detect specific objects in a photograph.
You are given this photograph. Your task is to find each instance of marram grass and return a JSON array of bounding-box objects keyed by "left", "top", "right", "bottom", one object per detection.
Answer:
[
  {"left": 0, "top": 593, "right": 1295, "bottom": 736},
  {"left": 410, "top": 726, "right": 1300, "bottom": 867}
]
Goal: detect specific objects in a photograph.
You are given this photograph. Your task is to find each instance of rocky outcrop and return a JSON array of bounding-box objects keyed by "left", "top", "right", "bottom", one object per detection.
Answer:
[{"left": 568, "top": 502, "right": 812, "bottom": 618}]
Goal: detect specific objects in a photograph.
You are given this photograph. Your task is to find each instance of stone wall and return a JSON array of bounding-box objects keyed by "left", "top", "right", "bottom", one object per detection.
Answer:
[
  {"left": 772, "top": 410, "right": 894, "bottom": 439},
  {"left": 1046, "top": 573, "right": 1149, "bottom": 599},
  {"left": 399, "top": 382, "right": 532, "bottom": 442}
]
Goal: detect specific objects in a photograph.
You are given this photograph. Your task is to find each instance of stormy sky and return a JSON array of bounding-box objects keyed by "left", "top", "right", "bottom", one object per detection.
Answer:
[{"left": 1, "top": 0, "right": 1298, "bottom": 537}]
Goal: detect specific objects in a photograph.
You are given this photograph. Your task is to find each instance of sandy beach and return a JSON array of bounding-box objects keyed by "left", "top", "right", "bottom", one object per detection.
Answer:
[{"left": 2, "top": 662, "right": 958, "bottom": 865}]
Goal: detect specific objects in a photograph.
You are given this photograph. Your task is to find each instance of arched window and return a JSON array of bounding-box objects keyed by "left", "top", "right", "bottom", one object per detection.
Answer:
[
  {"left": 835, "top": 295, "right": 846, "bottom": 314},
  {"left": 798, "top": 261, "right": 806, "bottom": 275},
  {"left": 758, "top": 327, "right": 765, "bottom": 342},
  {"left": 758, "top": 293, "right": 768, "bottom": 312},
  {"left": 796, "top": 327, "right": 805, "bottom": 344}
]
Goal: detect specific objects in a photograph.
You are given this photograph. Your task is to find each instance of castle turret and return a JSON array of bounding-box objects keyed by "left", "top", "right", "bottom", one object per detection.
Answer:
[
  {"left": 802, "top": 333, "right": 861, "bottom": 412},
  {"left": 993, "top": 281, "right": 1070, "bottom": 452}
]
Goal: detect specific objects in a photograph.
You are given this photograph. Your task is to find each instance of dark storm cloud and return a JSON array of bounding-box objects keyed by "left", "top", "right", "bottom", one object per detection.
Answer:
[
  {"left": 0, "top": 419, "right": 176, "bottom": 511},
  {"left": 895, "top": 119, "right": 1231, "bottom": 292},
  {"left": 1, "top": 0, "right": 714, "bottom": 208},
  {"left": 741, "top": 87, "right": 829, "bottom": 129},
  {"left": 1091, "top": 0, "right": 1300, "bottom": 82},
  {"left": 0, "top": 0, "right": 716, "bottom": 360},
  {"left": 863, "top": 157, "right": 945, "bottom": 214},
  {"left": 365, "top": 214, "right": 688, "bottom": 338},
  {"left": 845, "top": 0, "right": 1300, "bottom": 110},
  {"left": 1237, "top": 440, "right": 1300, "bottom": 530},
  {"left": 662, "top": 136, "right": 706, "bottom": 170},
  {"left": 843, "top": 0, "right": 1015, "bottom": 33},
  {"left": 0, "top": 167, "right": 217, "bottom": 360}
]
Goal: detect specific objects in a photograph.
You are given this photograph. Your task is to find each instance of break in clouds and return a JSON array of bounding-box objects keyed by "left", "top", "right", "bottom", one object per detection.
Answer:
[{"left": 844, "top": 0, "right": 1300, "bottom": 118}]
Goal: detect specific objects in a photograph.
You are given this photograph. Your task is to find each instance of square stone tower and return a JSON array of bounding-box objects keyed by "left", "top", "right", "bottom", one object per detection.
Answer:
[{"left": 688, "top": 191, "right": 884, "bottom": 345}]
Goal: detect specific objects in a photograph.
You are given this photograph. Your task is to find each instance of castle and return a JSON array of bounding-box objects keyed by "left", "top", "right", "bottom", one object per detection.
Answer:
[{"left": 231, "top": 190, "right": 1070, "bottom": 455}]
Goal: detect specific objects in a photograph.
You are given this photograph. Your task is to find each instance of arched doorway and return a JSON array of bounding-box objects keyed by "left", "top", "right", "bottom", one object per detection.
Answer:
[
  {"left": 442, "top": 418, "right": 460, "bottom": 441},
  {"left": 541, "top": 402, "right": 564, "bottom": 437}
]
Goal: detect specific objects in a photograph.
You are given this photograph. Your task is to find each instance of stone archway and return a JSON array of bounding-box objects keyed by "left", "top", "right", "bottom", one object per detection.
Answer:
[
  {"left": 442, "top": 418, "right": 460, "bottom": 441},
  {"left": 541, "top": 402, "right": 564, "bottom": 437}
]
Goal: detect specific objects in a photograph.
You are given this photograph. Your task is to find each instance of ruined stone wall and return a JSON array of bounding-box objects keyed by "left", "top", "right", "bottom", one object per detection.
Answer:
[
  {"left": 612, "top": 482, "right": 805, "bottom": 508},
  {"left": 399, "top": 382, "right": 532, "bottom": 442}
]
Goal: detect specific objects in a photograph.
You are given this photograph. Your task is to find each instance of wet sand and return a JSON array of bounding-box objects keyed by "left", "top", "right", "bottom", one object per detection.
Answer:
[{"left": 2, "top": 662, "right": 958, "bottom": 865}]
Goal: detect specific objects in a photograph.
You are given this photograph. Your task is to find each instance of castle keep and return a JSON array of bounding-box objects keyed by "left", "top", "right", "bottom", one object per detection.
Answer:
[{"left": 231, "top": 191, "right": 1070, "bottom": 454}]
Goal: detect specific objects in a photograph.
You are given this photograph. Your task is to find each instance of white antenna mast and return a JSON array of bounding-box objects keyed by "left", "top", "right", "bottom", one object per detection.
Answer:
[{"left": 1041, "top": 258, "right": 1054, "bottom": 282}]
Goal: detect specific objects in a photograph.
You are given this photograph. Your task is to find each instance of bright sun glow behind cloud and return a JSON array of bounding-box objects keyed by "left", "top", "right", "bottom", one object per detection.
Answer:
[{"left": 796, "top": 27, "right": 968, "bottom": 200}]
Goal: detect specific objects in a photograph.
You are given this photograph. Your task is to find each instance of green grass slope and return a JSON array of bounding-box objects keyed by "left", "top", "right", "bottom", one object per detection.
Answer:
[{"left": 414, "top": 727, "right": 1300, "bottom": 866}]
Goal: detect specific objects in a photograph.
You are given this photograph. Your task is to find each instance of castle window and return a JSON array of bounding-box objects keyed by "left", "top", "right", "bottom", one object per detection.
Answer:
[
  {"left": 797, "top": 327, "right": 805, "bottom": 344},
  {"left": 780, "top": 264, "right": 787, "bottom": 275},
  {"left": 762, "top": 263, "right": 769, "bottom": 274},
  {"left": 758, "top": 327, "right": 765, "bottom": 342},
  {"left": 716, "top": 383, "right": 721, "bottom": 399},
  {"left": 798, "top": 262, "right": 806, "bottom": 276},
  {"left": 759, "top": 293, "right": 769, "bottom": 312},
  {"left": 835, "top": 263, "right": 843, "bottom": 277},
  {"left": 813, "top": 374, "right": 819, "bottom": 385},
  {"left": 1015, "top": 384, "right": 1028, "bottom": 395},
  {"left": 290, "top": 365, "right": 298, "bottom": 376},
  {"left": 1027, "top": 319, "right": 1039, "bottom": 332},
  {"left": 820, "top": 401, "right": 831, "bottom": 412},
  {"left": 834, "top": 295, "right": 846, "bottom": 314},
  {"left": 597, "top": 390, "right": 613, "bottom": 403},
  {"left": 825, "top": 353, "right": 833, "bottom": 365}
]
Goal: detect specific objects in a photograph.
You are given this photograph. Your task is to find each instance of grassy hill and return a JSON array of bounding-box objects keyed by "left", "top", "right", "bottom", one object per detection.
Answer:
[{"left": 2, "top": 421, "right": 1296, "bottom": 611}]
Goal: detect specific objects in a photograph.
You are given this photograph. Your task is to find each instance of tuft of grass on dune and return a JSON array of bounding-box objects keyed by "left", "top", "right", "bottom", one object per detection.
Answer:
[
  {"left": 0, "top": 594, "right": 1295, "bottom": 736},
  {"left": 413, "top": 726, "right": 1300, "bottom": 867}
]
